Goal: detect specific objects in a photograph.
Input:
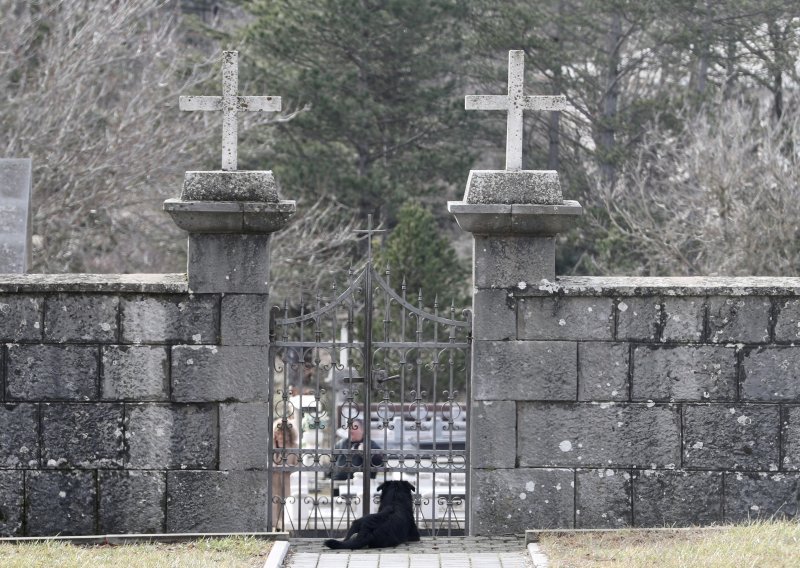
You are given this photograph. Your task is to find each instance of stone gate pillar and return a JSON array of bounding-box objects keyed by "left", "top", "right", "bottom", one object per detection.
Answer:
[{"left": 449, "top": 50, "right": 582, "bottom": 535}]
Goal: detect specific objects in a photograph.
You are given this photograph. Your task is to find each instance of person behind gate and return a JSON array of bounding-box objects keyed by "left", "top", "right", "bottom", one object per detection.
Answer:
[
  {"left": 332, "top": 418, "right": 383, "bottom": 480},
  {"left": 272, "top": 419, "right": 299, "bottom": 531}
]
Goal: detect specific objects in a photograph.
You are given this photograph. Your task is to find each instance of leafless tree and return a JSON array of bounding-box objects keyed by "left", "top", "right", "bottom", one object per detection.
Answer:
[{"left": 589, "top": 95, "right": 800, "bottom": 276}]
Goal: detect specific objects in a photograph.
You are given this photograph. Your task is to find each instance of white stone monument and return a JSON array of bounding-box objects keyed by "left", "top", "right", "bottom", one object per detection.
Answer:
[{"left": 0, "top": 158, "right": 33, "bottom": 273}]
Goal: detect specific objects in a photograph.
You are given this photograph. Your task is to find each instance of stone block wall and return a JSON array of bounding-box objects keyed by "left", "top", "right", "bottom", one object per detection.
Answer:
[
  {"left": 0, "top": 274, "right": 271, "bottom": 536},
  {"left": 471, "top": 276, "right": 800, "bottom": 533}
]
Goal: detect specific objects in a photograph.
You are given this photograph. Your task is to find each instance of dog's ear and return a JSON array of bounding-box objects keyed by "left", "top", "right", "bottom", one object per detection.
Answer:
[
  {"left": 377, "top": 482, "right": 386, "bottom": 493},
  {"left": 403, "top": 480, "right": 416, "bottom": 492}
]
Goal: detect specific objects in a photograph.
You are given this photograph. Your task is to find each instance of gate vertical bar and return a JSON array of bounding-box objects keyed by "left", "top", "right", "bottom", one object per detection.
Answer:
[{"left": 361, "top": 215, "right": 375, "bottom": 516}]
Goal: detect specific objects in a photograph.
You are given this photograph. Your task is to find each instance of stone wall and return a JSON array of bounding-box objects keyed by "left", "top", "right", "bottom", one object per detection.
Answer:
[
  {"left": 470, "top": 276, "right": 800, "bottom": 533},
  {"left": 0, "top": 274, "right": 271, "bottom": 536}
]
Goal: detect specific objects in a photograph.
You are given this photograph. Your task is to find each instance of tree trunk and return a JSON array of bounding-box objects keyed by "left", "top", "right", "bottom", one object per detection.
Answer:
[{"left": 597, "top": 9, "right": 622, "bottom": 188}]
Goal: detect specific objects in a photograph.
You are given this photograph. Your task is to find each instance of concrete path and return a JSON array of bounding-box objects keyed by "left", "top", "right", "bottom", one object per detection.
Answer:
[{"left": 282, "top": 536, "right": 534, "bottom": 568}]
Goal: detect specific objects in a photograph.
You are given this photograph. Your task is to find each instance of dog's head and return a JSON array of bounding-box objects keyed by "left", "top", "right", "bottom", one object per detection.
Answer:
[{"left": 376, "top": 480, "right": 416, "bottom": 507}]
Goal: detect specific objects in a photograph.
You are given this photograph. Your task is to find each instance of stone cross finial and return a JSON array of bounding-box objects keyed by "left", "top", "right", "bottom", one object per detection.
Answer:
[
  {"left": 180, "top": 51, "right": 281, "bottom": 171},
  {"left": 466, "top": 50, "right": 568, "bottom": 171}
]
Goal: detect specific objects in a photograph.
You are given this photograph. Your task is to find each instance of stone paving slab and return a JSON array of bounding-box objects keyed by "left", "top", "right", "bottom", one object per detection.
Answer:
[{"left": 282, "top": 536, "right": 533, "bottom": 568}]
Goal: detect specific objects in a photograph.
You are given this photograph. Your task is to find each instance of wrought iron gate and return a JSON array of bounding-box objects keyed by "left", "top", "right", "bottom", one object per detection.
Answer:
[{"left": 267, "top": 228, "right": 471, "bottom": 537}]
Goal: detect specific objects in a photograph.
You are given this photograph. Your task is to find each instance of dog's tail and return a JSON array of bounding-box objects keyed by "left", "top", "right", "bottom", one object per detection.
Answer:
[{"left": 323, "top": 538, "right": 345, "bottom": 550}]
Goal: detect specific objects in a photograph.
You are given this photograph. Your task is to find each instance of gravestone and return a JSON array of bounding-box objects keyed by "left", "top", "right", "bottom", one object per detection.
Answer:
[{"left": 0, "top": 158, "right": 33, "bottom": 273}]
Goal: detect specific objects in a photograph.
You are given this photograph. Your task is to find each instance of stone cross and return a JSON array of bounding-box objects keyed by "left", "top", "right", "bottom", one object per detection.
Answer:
[
  {"left": 180, "top": 51, "right": 281, "bottom": 171},
  {"left": 353, "top": 214, "right": 385, "bottom": 260},
  {"left": 466, "top": 50, "right": 568, "bottom": 171}
]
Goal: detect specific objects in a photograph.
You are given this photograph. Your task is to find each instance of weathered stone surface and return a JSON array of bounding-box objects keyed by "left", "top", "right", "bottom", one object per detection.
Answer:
[
  {"left": 471, "top": 400, "right": 517, "bottom": 468},
  {"left": 26, "top": 470, "right": 96, "bottom": 536},
  {"left": 44, "top": 294, "right": 119, "bottom": 343},
  {"left": 471, "top": 468, "right": 573, "bottom": 533},
  {"left": 166, "top": 471, "right": 270, "bottom": 532},
  {"left": 182, "top": 171, "right": 280, "bottom": 202},
  {"left": 125, "top": 403, "right": 217, "bottom": 469},
  {"left": 724, "top": 472, "right": 800, "bottom": 522},
  {"left": 220, "top": 403, "right": 270, "bottom": 470},
  {"left": 220, "top": 294, "right": 270, "bottom": 346},
  {"left": 464, "top": 170, "right": 562, "bottom": 205},
  {"left": 473, "top": 341, "right": 577, "bottom": 400},
  {"left": 0, "top": 273, "right": 187, "bottom": 294},
  {"left": 474, "top": 236, "right": 555, "bottom": 287},
  {"left": 187, "top": 233, "right": 272, "bottom": 294},
  {"left": 99, "top": 471, "right": 166, "bottom": 534},
  {"left": 578, "top": 342, "right": 629, "bottom": 401},
  {"left": 6, "top": 344, "right": 98, "bottom": 401},
  {"left": 631, "top": 345, "right": 737, "bottom": 401},
  {"left": 42, "top": 403, "right": 124, "bottom": 469},
  {"left": 662, "top": 297, "right": 705, "bottom": 342},
  {"left": 683, "top": 404, "right": 779, "bottom": 470},
  {"left": 0, "top": 471, "right": 24, "bottom": 536},
  {"left": 633, "top": 470, "right": 722, "bottom": 527},
  {"left": 518, "top": 403, "right": 681, "bottom": 468},
  {"left": 101, "top": 346, "right": 169, "bottom": 400},
  {"left": 472, "top": 289, "right": 516, "bottom": 341},
  {"left": 707, "top": 296, "right": 771, "bottom": 344},
  {"left": 776, "top": 298, "right": 800, "bottom": 342},
  {"left": 741, "top": 347, "right": 800, "bottom": 401},
  {"left": 779, "top": 406, "right": 800, "bottom": 470},
  {"left": 171, "top": 345, "right": 268, "bottom": 402},
  {"left": 616, "top": 297, "right": 660, "bottom": 342},
  {"left": 0, "top": 294, "right": 42, "bottom": 341},
  {"left": 0, "top": 403, "right": 38, "bottom": 468},
  {"left": 518, "top": 297, "right": 614, "bottom": 341},
  {"left": 576, "top": 469, "right": 632, "bottom": 528},
  {"left": 120, "top": 294, "right": 219, "bottom": 345}
]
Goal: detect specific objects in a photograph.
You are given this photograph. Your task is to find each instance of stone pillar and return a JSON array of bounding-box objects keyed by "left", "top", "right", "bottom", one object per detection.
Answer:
[
  {"left": 162, "top": 169, "right": 295, "bottom": 532},
  {"left": 449, "top": 168, "right": 581, "bottom": 535}
]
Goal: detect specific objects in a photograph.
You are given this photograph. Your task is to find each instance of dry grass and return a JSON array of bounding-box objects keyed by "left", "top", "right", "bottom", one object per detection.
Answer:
[
  {"left": 0, "top": 536, "right": 273, "bottom": 568},
  {"left": 538, "top": 521, "right": 800, "bottom": 568}
]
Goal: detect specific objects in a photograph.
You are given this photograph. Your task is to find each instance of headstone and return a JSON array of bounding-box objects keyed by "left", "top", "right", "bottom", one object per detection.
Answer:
[{"left": 0, "top": 158, "right": 33, "bottom": 273}]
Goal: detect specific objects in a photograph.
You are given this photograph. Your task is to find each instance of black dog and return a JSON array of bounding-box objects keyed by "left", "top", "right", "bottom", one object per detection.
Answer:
[{"left": 324, "top": 480, "right": 420, "bottom": 549}]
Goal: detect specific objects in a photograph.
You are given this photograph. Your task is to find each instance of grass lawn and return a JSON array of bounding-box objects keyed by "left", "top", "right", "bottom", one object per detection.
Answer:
[
  {"left": 538, "top": 520, "right": 800, "bottom": 568},
  {"left": 0, "top": 536, "right": 273, "bottom": 568}
]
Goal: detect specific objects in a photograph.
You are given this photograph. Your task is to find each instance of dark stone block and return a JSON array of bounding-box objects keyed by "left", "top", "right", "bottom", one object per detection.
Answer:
[
  {"left": 518, "top": 402, "right": 681, "bottom": 468},
  {"left": 633, "top": 470, "right": 722, "bottom": 527},
  {"left": 171, "top": 346, "right": 269, "bottom": 402},
  {"left": 578, "top": 342, "right": 629, "bottom": 401},
  {"left": 166, "top": 471, "right": 270, "bottom": 532},
  {"left": 6, "top": 344, "right": 98, "bottom": 401},
  {"left": 470, "top": 400, "right": 516, "bottom": 468},
  {"left": 0, "top": 471, "right": 24, "bottom": 536},
  {"left": 42, "top": 403, "right": 124, "bottom": 469},
  {"left": 99, "top": 471, "right": 166, "bottom": 533},
  {"left": 662, "top": 297, "right": 705, "bottom": 342},
  {"left": 724, "top": 472, "right": 800, "bottom": 522},
  {"left": 44, "top": 294, "right": 119, "bottom": 343},
  {"left": 683, "top": 404, "right": 779, "bottom": 470},
  {"left": 576, "top": 469, "right": 632, "bottom": 528},
  {"left": 187, "top": 233, "right": 272, "bottom": 294},
  {"left": 471, "top": 468, "right": 573, "bottom": 533},
  {"left": 708, "top": 296, "right": 771, "bottom": 344},
  {"left": 775, "top": 298, "right": 800, "bottom": 343},
  {"left": 519, "top": 297, "right": 614, "bottom": 341},
  {"left": 0, "top": 403, "right": 38, "bottom": 468},
  {"left": 473, "top": 235, "right": 555, "bottom": 288},
  {"left": 219, "top": 403, "right": 270, "bottom": 470},
  {"left": 102, "top": 346, "right": 169, "bottom": 401},
  {"left": 0, "top": 295, "right": 43, "bottom": 342},
  {"left": 473, "top": 341, "right": 577, "bottom": 400},
  {"left": 220, "top": 294, "right": 270, "bottom": 346},
  {"left": 740, "top": 347, "right": 800, "bottom": 401},
  {"left": 125, "top": 403, "right": 217, "bottom": 469},
  {"left": 616, "top": 297, "right": 660, "bottom": 342},
  {"left": 26, "top": 470, "right": 96, "bottom": 536},
  {"left": 632, "top": 345, "right": 737, "bottom": 402},
  {"left": 120, "top": 294, "right": 219, "bottom": 344},
  {"left": 473, "top": 289, "right": 516, "bottom": 341},
  {"left": 779, "top": 406, "right": 800, "bottom": 470}
]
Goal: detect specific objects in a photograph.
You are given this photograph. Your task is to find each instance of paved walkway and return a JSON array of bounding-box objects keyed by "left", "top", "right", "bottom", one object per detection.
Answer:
[{"left": 282, "top": 536, "right": 533, "bottom": 568}]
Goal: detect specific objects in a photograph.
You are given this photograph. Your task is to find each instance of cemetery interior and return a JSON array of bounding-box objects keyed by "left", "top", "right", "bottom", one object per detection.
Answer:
[{"left": 1, "top": 2, "right": 800, "bottom": 558}]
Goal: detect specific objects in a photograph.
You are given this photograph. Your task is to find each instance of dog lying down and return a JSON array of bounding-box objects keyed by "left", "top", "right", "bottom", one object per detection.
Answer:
[{"left": 324, "top": 480, "right": 421, "bottom": 550}]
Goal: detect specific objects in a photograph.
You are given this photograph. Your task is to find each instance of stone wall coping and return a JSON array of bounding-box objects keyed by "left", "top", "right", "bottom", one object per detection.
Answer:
[
  {"left": 0, "top": 273, "right": 188, "bottom": 293},
  {"left": 514, "top": 276, "right": 800, "bottom": 297}
]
